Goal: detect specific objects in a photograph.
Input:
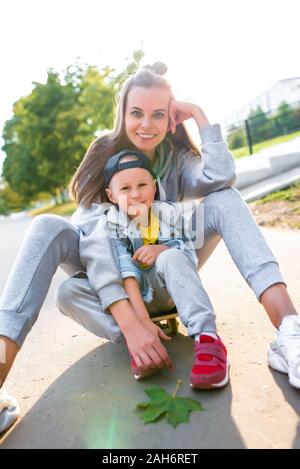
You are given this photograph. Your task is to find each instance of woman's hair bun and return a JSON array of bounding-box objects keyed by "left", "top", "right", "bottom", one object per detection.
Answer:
[{"left": 143, "top": 61, "right": 168, "bottom": 75}]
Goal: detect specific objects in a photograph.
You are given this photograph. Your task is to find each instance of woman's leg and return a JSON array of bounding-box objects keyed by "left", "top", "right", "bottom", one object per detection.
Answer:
[
  {"left": 0, "top": 214, "right": 83, "bottom": 386},
  {"left": 191, "top": 187, "right": 300, "bottom": 389},
  {"left": 55, "top": 276, "right": 124, "bottom": 344},
  {"left": 260, "top": 284, "right": 297, "bottom": 328},
  {"left": 0, "top": 338, "right": 18, "bottom": 387},
  {"left": 192, "top": 187, "right": 298, "bottom": 326}
]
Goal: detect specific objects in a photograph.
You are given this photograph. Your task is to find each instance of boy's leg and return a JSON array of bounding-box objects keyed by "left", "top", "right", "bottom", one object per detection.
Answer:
[
  {"left": 153, "top": 249, "right": 217, "bottom": 337},
  {"left": 153, "top": 249, "right": 229, "bottom": 389}
]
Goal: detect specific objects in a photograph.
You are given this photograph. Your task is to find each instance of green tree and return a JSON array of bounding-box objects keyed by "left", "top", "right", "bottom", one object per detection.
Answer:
[
  {"left": 1, "top": 49, "right": 144, "bottom": 203},
  {"left": 292, "top": 107, "right": 300, "bottom": 130},
  {"left": 2, "top": 70, "right": 84, "bottom": 201},
  {"left": 274, "top": 101, "right": 295, "bottom": 134},
  {"left": 76, "top": 65, "right": 115, "bottom": 149},
  {"left": 227, "top": 126, "right": 246, "bottom": 149},
  {"left": 247, "top": 106, "right": 269, "bottom": 143},
  {"left": 0, "top": 180, "right": 28, "bottom": 215}
]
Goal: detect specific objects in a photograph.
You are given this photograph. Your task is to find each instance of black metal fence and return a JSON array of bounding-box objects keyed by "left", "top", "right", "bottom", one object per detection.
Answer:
[{"left": 226, "top": 102, "right": 300, "bottom": 155}]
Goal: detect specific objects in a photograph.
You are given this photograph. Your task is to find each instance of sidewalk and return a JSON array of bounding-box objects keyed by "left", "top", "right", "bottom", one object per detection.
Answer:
[
  {"left": 1, "top": 219, "right": 300, "bottom": 449},
  {"left": 235, "top": 136, "right": 300, "bottom": 202},
  {"left": 1, "top": 138, "right": 300, "bottom": 449}
]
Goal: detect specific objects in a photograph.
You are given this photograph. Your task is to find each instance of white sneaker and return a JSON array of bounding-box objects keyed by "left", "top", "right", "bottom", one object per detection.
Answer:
[
  {"left": 0, "top": 386, "right": 20, "bottom": 434},
  {"left": 267, "top": 315, "right": 300, "bottom": 389}
]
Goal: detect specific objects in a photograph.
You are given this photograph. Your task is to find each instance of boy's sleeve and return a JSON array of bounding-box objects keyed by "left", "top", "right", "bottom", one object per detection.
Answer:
[
  {"left": 178, "top": 123, "right": 237, "bottom": 200},
  {"left": 112, "top": 237, "right": 142, "bottom": 284}
]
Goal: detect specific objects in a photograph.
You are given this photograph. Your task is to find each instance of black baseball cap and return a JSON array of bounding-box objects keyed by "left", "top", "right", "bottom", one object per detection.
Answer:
[{"left": 104, "top": 149, "right": 157, "bottom": 188}]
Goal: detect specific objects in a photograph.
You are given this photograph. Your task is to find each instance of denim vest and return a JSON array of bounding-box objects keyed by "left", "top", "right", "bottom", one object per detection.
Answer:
[{"left": 106, "top": 201, "right": 198, "bottom": 303}]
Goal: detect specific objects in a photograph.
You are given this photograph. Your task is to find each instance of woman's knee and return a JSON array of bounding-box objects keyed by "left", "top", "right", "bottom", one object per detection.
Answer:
[
  {"left": 55, "top": 278, "right": 78, "bottom": 314},
  {"left": 203, "top": 187, "right": 250, "bottom": 228},
  {"left": 30, "top": 214, "right": 77, "bottom": 238},
  {"left": 204, "top": 187, "right": 243, "bottom": 206}
]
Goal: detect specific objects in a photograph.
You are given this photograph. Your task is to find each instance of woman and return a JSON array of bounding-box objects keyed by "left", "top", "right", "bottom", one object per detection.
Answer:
[{"left": 0, "top": 62, "right": 299, "bottom": 433}]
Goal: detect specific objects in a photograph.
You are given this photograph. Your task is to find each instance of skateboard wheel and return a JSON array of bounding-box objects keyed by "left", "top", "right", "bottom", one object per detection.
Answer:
[{"left": 167, "top": 318, "right": 178, "bottom": 335}]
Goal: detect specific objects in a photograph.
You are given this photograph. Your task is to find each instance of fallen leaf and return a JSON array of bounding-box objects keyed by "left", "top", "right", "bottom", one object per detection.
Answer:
[{"left": 136, "top": 380, "right": 204, "bottom": 428}]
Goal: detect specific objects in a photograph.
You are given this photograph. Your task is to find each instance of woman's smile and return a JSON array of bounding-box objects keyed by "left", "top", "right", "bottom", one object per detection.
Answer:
[{"left": 136, "top": 133, "right": 157, "bottom": 140}]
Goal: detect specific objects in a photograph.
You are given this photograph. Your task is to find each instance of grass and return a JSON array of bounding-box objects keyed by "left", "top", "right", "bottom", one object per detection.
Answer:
[
  {"left": 231, "top": 129, "right": 300, "bottom": 158},
  {"left": 250, "top": 182, "right": 300, "bottom": 229},
  {"left": 256, "top": 182, "right": 300, "bottom": 204},
  {"left": 28, "top": 201, "right": 77, "bottom": 217}
]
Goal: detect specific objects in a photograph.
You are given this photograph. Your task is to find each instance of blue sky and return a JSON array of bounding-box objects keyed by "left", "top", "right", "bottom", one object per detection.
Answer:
[{"left": 1, "top": 0, "right": 299, "bottom": 173}]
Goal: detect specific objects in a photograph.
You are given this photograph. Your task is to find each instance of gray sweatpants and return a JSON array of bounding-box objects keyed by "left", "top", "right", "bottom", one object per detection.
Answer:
[
  {"left": 0, "top": 188, "right": 284, "bottom": 348},
  {"left": 56, "top": 248, "right": 217, "bottom": 343}
]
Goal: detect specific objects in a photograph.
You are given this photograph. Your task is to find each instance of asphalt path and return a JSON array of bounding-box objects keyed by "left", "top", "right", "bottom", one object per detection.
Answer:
[{"left": 0, "top": 217, "right": 300, "bottom": 448}]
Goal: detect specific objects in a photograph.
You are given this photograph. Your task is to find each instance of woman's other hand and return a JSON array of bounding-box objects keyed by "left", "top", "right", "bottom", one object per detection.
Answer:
[
  {"left": 169, "top": 100, "right": 210, "bottom": 133},
  {"left": 142, "top": 318, "right": 172, "bottom": 342}
]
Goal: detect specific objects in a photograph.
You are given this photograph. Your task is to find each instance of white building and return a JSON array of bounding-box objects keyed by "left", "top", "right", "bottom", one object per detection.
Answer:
[{"left": 222, "top": 77, "right": 300, "bottom": 131}]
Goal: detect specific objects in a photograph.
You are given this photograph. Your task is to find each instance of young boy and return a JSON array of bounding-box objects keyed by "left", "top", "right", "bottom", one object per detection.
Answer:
[{"left": 101, "top": 149, "right": 229, "bottom": 389}]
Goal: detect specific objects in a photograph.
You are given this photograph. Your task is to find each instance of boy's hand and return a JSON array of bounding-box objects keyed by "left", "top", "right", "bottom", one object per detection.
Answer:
[{"left": 132, "top": 245, "right": 169, "bottom": 266}]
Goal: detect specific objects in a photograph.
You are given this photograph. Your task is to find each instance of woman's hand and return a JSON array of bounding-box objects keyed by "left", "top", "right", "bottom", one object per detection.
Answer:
[
  {"left": 142, "top": 318, "right": 172, "bottom": 342},
  {"left": 124, "top": 320, "right": 174, "bottom": 372},
  {"left": 169, "top": 100, "right": 210, "bottom": 133},
  {"left": 132, "top": 245, "right": 169, "bottom": 266}
]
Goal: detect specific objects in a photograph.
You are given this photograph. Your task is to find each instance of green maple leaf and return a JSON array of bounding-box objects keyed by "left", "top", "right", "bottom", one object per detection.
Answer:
[{"left": 136, "top": 380, "right": 204, "bottom": 428}]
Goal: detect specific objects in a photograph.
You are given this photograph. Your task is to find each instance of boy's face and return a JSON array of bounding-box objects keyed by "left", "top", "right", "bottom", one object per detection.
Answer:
[{"left": 105, "top": 164, "right": 156, "bottom": 220}]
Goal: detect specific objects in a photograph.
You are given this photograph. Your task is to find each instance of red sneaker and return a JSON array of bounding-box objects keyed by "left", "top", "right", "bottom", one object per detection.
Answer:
[
  {"left": 190, "top": 335, "right": 230, "bottom": 389},
  {"left": 129, "top": 352, "right": 161, "bottom": 381}
]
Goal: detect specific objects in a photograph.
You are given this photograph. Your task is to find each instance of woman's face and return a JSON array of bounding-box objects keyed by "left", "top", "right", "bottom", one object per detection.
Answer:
[{"left": 125, "top": 86, "right": 171, "bottom": 160}]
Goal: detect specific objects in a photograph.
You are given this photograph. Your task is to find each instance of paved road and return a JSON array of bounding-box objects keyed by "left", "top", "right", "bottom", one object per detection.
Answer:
[{"left": 1, "top": 217, "right": 300, "bottom": 449}]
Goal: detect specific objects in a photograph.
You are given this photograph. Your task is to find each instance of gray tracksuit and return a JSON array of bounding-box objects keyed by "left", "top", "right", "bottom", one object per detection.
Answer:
[
  {"left": 0, "top": 124, "right": 284, "bottom": 347},
  {"left": 106, "top": 201, "right": 198, "bottom": 302},
  {"left": 104, "top": 202, "right": 216, "bottom": 336}
]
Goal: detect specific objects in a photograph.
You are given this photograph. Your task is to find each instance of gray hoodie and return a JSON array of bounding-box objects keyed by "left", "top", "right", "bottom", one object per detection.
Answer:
[{"left": 71, "top": 123, "right": 236, "bottom": 311}]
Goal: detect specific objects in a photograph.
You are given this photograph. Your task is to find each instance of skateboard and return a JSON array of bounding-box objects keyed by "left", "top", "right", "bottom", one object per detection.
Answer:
[{"left": 150, "top": 308, "right": 179, "bottom": 335}]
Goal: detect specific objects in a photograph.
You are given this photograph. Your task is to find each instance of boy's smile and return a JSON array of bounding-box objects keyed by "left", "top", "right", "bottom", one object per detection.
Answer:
[{"left": 105, "top": 164, "right": 157, "bottom": 223}]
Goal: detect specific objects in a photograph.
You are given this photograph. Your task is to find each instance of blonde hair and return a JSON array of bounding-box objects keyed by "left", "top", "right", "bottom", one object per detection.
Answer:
[{"left": 69, "top": 62, "right": 200, "bottom": 207}]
